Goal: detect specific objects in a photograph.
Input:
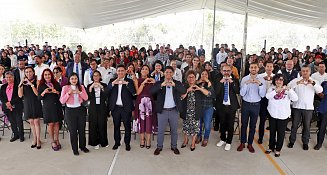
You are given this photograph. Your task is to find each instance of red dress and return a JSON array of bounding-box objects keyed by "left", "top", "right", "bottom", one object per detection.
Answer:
[{"left": 133, "top": 78, "right": 157, "bottom": 134}]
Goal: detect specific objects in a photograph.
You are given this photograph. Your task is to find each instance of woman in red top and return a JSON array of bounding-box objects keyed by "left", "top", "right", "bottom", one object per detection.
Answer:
[{"left": 134, "top": 65, "right": 156, "bottom": 149}]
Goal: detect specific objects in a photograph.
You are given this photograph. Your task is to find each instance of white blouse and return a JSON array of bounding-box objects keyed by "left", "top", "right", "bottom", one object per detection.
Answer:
[{"left": 266, "top": 86, "right": 298, "bottom": 119}]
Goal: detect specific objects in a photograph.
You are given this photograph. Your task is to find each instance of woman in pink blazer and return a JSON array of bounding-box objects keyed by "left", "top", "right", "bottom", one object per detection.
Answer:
[{"left": 60, "top": 73, "right": 88, "bottom": 156}]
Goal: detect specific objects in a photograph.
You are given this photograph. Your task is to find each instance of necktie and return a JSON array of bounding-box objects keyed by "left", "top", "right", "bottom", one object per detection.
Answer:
[
  {"left": 75, "top": 63, "right": 79, "bottom": 76},
  {"left": 90, "top": 69, "right": 93, "bottom": 78},
  {"left": 223, "top": 81, "right": 228, "bottom": 102}
]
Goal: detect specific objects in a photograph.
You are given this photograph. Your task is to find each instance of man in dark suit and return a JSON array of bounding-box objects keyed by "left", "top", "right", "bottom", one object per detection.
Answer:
[
  {"left": 0, "top": 72, "right": 24, "bottom": 142},
  {"left": 66, "top": 52, "right": 88, "bottom": 84},
  {"left": 150, "top": 66, "right": 186, "bottom": 155},
  {"left": 13, "top": 59, "right": 26, "bottom": 85},
  {"left": 215, "top": 65, "right": 240, "bottom": 151},
  {"left": 107, "top": 64, "right": 136, "bottom": 151}
]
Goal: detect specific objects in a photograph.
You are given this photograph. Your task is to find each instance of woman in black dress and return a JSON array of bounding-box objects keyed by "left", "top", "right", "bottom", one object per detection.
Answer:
[
  {"left": 38, "top": 69, "right": 63, "bottom": 151},
  {"left": 18, "top": 66, "right": 43, "bottom": 148},
  {"left": 87, "top": 70, "right": 109, "bottom": 149}
]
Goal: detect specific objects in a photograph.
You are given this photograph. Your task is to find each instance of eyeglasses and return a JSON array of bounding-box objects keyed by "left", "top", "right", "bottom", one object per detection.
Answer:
[
  {"left": 223, "top": 70, "right": 231, "bottom": 72},
  {"left": 53, "top": 71, "right": 59, "bottom": 74},
  {"left": 276, "top": 78, "right": 284, "bottom": 81}
]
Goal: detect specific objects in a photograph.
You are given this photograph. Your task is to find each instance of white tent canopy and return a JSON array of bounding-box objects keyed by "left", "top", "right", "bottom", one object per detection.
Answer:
[{"left": 2, "top": 0, "right": 327, "bottom": 29}]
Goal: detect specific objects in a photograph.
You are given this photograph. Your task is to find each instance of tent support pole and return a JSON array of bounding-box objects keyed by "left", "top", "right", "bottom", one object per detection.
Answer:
[
  {"left": 211, "top": 0, "right": 217, "bottom": 60},
  {"left": 241, "top": 0, "right": 249, "bottom": 78}
]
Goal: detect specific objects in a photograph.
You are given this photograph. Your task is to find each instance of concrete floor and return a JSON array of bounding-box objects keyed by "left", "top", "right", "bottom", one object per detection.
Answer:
[{"left": 0, "top": 119, "right": 327, "bottom": 175}]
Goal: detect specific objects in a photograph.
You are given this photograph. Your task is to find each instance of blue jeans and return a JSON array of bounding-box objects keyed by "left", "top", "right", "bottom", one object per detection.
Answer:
[
  {"left": 198, "top": 107, "right": 214, "bottom": 140},
  {"left": 241, "top": 101, "right": 260, "bottom": 144}
]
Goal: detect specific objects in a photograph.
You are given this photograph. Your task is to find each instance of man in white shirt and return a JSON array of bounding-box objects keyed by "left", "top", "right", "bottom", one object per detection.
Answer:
[
  {"left": 34, "top": 55, "right": 49, "bottom": 81},
  {"left": 49, "top": 52, "right": 58, "bottom": 72},
  {"left": 287, "top": 65, "right": 323, "bottom": 150},
  {"left": 311, "top": 62, "right": 327, "bottom": 85},
  {"left": 97, "top": 58, "right": 116, "bottom": 85},
  {"left": 84, "top": 59, "right": 98, "bottom": 87},
  {"left": 216, "top": 47, "right": 228, "bottom": 66}
]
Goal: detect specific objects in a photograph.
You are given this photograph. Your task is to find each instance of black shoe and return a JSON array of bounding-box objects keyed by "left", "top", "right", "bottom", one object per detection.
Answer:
[
  {"left": 154, "top": 148, "right": 162, "bottom": 155},
  {"left": 287, "top": 143, "right": 294, "bottom": 148},
  {"left": 126, "top": 144, "right": 131, "bottom": 151},
  {"left": 286, "top": 127, "right": 291, "bottom": 132},
  {"left": 303, "top": 144, "right": 309, "bottom": 150},
  {"left": 258, "top": 139, "right": 263, "bottom": 144},
  {"left": 73, "top": 150, "right": 79, "bottom": 156},
  {"left": 274, "top": 153, "right": 281, "bottom": 157},
  {"left": 31, "top": 144, "right": 37, "bottom": 148},
  {"left": 314, "top": 144, "right": 322, "bottom": 150},
  {"left": 10, "top": 137, "right": 19, "bottom": 142},
  {"left": 266, "top": 126, "right": 270, "bottom": 130},
  {"left": 112, "top": 144, "right": 120, "bottom": 150},
  {"left": 171, "top": 148, "right": 180, "bottom": 155},
  {"left": 20, "top": 137, "right": 25, "bottom": 142},
  {"left": 81, "top": 147, "right": 90, "bottom": 153},
  {"left": 36, "top": 145, "right": 41, "bottom": 149},
  {"left": 190, "top": 147, "right": 195, "bottom": 151}
]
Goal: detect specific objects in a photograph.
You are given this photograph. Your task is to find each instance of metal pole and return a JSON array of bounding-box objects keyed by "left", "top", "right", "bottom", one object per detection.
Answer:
[
  {"left": 202, "top": 8, "right": 205, "bottom": 44},
  {"left": 211, "top": 0, "right": 217, "bottom": 60},
  {"left": 241, "top": 0, "right": 249, "bottom": 78}
]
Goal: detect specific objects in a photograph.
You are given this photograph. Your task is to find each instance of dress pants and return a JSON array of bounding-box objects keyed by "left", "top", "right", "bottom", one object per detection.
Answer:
[
  {"left": 88, "top": 105, "right": 108, "bottom": 147},
  {"left": 316, "top": 112, "right": 327, "bottom": 145},
  {"left": 214, "top": 108, "right": 220, "bottom": 131},
  {"left": 65, "top": 106, "right": 86, "bottom": 152},
  {"left": 157, "top": 108, "right": 179, "bottom": 149},
  {"left": 241, "top": 101, "right": 260, "bottom": 144},
  {"left": 259, "top": 97, "right": 269, "bottom": 141},
  {"left": 268, "top": 117, "right": 288, "bottom": 151},
  {"left": 219, "top": 105, "right": 236, "bottom": 144},
  {"left": 289, "top": 108, "right": 313, "bottom": 145},
  {"left": 112, "top": 106, "right": 131, "bottom": 146},
  {"left": 6, "top": 109, "right": 24, "bottom": 139}
]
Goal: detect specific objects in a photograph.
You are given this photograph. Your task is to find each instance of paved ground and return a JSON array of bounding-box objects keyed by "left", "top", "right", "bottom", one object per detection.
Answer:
[{"left": 0, "top": 119, "right": 327, "bottom": 175}]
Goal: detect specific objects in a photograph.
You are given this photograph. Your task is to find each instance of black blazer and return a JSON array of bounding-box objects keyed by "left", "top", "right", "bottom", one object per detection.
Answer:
[
  {"left": 87, "top": 82, "right": 109, "bottom": 118},
  {"left": 13, "top": 68, "right": 23, "bottom": 85},
  {"left": 107, "top": 77, "right": 136, "bottom": 113},
  {"left": 0, "top": 83, "right": 23, "bottom": 113},
  {"left": 180, "top": 89, "right": 205, "bottom": 120},
  {"left": 215, "top": 76, "right": 240, "bottom": 111},
  {"left": 150, "top": 79, "right": 186, "bottom": 113}
]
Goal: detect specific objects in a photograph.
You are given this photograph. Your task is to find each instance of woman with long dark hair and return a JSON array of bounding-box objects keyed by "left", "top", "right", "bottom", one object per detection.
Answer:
[
  {"left": 38, "top": 69, "right": 63, "bottom": 151},
  {"left": 87, "top": 70, "right": 109, "bottom": 149},
  {"left": 18, "top": 66, "right": 43, "bottom": 148},
  {"left": 60, "top": 73, "right": 88, "bottom": 155},
  {"left": 134, "top": 65, "right": 156, "bottom": 149}
]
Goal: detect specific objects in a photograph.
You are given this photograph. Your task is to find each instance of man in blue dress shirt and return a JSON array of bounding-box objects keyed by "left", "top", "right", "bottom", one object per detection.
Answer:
[{"left": 237, "top": 62, "right": 266, "bottom": 153}]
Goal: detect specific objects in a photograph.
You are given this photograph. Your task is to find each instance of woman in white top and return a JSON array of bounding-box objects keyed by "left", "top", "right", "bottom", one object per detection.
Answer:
[
  {"left": 265, "top": 74, "right": 298, "bottom": 157},
  {"left": 8, "top": 50, "right": 17, "bottom": 68}
]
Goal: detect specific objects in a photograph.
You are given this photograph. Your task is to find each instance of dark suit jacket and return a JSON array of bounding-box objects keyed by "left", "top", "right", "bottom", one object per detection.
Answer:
[
  {"left": 66, "top": 62, "right": 88, "bottom": 83},
  {"left": 87, "top": 82, "right": 109, "bottom": 118},
  {"left": 150, "top": 79, "right": 186, "bottom": 113},
  {"left": 215, "top": 76, "right": 240, "bottom": 111},
  {"left": 0, "top": 83, "right": 23, "bottom": 113},
  {"left": 13, "top": 68, "right": 23, "bottom": 85},
  {"left": 180, "top": 88, "right": 205, "bottom": 120},
  {"left": 107, "top": 77, "right": 136, "bottom": 113}
]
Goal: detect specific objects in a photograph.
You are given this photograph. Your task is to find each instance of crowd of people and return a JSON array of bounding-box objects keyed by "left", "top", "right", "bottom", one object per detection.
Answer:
[{"left": 0, "top": 42, "right": 327, "bottom": 157}]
